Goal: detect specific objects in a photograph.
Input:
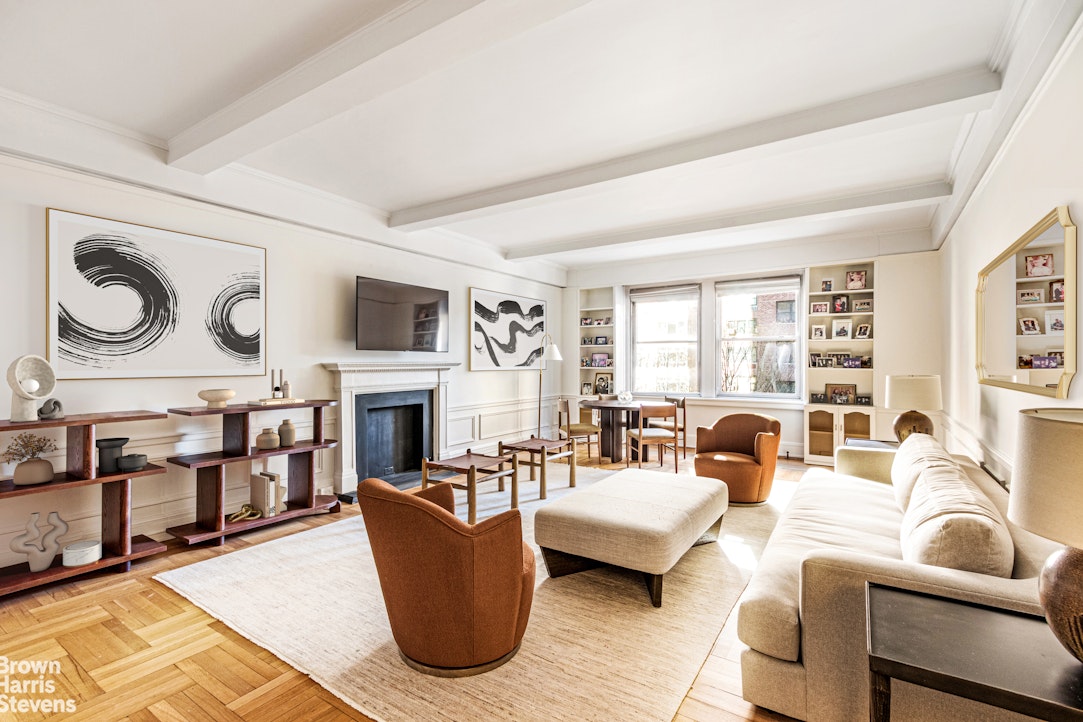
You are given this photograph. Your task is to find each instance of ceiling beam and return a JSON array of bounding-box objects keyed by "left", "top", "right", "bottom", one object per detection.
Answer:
[
  {"left": 390, "top": 67, "right": 999, "bottom": 231},
  {"left": 503, "top": 181, "right": 952, "bottom": 260},
  {"left": 167, "top": 0, "right": 593, "bottom": 174}
]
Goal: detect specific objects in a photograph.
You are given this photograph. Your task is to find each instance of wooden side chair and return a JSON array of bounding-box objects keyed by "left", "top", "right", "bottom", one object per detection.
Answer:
[
  {"left": 558, "top": 398, "right": 600, "bottom": 460},
  {"left": 649, "top": 395, "right": 687, "bottom": 458},
  {"left": 626, "top": 403, "right": 678, "bottom": 472}
]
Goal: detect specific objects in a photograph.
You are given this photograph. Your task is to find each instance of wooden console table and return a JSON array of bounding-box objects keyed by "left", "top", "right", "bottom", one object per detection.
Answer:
[
  {"left": 866, "top": 583, "right": 1083, "bottom": 721},
  {"left": 0, "top": 410, "right": 168, "bottom": 596},
  {"left": 166, "top": 400, "right": 339, "bottom": 545}
]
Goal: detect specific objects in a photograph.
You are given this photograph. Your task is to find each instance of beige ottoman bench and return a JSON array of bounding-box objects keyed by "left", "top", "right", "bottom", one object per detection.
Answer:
[{"left": 534, "top": 468, "right": 729, "bottom": 606}]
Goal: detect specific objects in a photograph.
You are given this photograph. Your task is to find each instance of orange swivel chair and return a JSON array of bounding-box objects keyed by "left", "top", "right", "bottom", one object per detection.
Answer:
[
  {"left": 693, "top": 413, "right": 781, "bottom": 503},
  {"left": 357, "top": 477, "right": 535, "bottom": 676}
]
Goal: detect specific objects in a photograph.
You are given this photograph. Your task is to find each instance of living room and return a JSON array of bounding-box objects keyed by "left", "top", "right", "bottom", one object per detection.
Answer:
[{"left": 1, "top": 2, "right": 1083, "bottom": 720}]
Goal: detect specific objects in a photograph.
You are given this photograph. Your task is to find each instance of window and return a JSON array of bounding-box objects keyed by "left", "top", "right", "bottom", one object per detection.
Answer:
[
  {"left": 715, "top": 277, "right": 800, "bottom": 397},
  {"left": 630, "top": 285, "right": 699, "bottom": 393}
]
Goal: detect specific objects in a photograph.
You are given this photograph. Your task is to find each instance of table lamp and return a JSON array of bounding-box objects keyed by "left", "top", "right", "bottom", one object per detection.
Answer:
[
  {"left": 884, "top": 374, "right": 942, "bottom": 441},
  {"left": 1008, "top": 408, "right": 1083, "bottom": 663},
  {"left": 537, "top": 334, "right": 562, "bottom": 437}
]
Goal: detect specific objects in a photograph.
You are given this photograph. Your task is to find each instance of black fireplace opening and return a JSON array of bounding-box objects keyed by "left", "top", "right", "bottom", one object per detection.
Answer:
[{"left": 353, "top": 390, "right": 433, "bottom": 494}]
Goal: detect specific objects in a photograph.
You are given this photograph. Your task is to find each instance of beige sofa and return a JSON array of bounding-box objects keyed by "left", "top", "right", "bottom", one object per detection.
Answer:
[{"left": 737, "top": 434, "right": 1058, "bottom": 722}]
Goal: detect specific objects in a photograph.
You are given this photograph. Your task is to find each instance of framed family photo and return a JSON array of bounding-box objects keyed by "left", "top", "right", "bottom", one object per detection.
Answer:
[
  {"left": 46, "top": 209, "right": 265, "bottom": 379},
  {"left": 1017, "top": 288, "right": 1045, "bottom": 304},
  {"left": 1025, "top": 253, "right": 1054, "bottom": 277}
]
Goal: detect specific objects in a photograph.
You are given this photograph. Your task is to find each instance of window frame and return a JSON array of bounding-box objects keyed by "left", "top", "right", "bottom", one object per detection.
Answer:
[{"left": 628, "top": 283, "right": 702, "bottom": 395}]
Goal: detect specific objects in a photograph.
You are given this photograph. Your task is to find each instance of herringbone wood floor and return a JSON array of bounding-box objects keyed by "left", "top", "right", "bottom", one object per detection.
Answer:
[{"left": 0, "top": 447, "right": 807, "bottom": 721}]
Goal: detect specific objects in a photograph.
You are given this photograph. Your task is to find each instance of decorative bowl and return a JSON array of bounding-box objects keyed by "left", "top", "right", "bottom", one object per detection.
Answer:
[
  {"left": 117, "top": 454, "right": 148, "bottom": 472},
  {"left": 198, "top": 388, "right": 236, "bottom": 408},
  {"left": 63, "top": 540, "right": 102, "bottom": 567}
]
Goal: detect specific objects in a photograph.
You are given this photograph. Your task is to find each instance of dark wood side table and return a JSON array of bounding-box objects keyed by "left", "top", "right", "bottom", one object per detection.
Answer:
[{"left": 866, "top": 583, "right": 1083, "bottom": 722}]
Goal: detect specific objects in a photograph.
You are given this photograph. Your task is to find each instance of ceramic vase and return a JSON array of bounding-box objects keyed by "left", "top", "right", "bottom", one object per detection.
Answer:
[
  {"left": 96, "top": 437, "right": 129, "bottom": 474},
  {"left": 12, "top": 457, "right": 54, "bottom": 486},
  {"left": 278, "top": 419, "right": 296, "bottom": 447},
  {"left": 256, "top": 428, "right": 280, "bottom": 450},
  {"left": 10, "top": 511, "right": 68, "bottom": 572}
]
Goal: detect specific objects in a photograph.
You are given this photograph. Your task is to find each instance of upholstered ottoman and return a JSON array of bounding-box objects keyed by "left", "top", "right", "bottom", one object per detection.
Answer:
[{"left": 534, "top": 468, "right": 729, "bottom": 606}]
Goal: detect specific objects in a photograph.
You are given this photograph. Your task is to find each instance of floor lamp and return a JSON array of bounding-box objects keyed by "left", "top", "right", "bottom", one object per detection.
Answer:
[{"left": 537, "top": 334, "right": 562, "bottom": 437}]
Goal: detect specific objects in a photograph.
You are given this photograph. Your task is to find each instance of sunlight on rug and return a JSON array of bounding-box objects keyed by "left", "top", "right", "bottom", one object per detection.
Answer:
[{"left": 155, "top": 465, "right": 793, "bottom": 722}]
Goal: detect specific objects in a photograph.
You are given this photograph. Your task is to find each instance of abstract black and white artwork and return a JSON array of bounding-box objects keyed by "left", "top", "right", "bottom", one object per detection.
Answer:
[
  {"left": 46, "top": 209, "right": 266, "bottom": 379},
  {"left": 470, "top": 288, "right": 545, "bottom": 371}
]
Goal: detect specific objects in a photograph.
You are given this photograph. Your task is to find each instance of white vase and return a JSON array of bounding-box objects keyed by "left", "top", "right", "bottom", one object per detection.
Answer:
[
  {"left": 13, "top": 457, "right": 54, "bottom": 486},
  {"left": 9, "top": 512, "right": 68, "bottom": 572}
]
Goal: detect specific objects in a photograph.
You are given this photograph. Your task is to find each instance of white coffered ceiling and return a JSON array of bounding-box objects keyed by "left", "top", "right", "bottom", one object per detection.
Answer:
[{"left": 0, "top": 0, "right": 1078, "bottom": 271}]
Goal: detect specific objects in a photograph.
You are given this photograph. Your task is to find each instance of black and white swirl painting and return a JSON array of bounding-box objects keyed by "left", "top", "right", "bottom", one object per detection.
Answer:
[
  {"left": 470, "top": 287, "right": 545, "bottom": 370},
  {"left": 47, "top": 210, "right": 265, "bottom": 379}
]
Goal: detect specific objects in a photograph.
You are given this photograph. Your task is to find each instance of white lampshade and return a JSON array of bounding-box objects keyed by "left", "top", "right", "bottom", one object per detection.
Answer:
[
  {"left": 541, "top": 340, "right": 562, "bottom": 362},
  {"left": 885, "top": 375, "right": 942, "bottom": 411},
  {"left": 1009, "top": 408, "right": 1083, "bottom": 548}
]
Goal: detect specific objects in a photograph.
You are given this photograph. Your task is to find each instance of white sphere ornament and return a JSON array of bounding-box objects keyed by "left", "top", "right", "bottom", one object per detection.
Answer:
[{"left": 198, "top": 389, "right": 236, "bottom": 408}]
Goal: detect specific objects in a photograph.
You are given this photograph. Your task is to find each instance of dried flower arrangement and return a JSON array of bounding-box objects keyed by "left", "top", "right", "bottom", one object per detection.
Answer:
[{"left": 2, "top": 432, "right": 58, "bottom": 464}]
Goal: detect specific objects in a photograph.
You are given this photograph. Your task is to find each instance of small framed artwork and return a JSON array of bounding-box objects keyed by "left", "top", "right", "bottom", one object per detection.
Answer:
[
  {"left": 860, "top": 355, "right": 873, "bottom": 368},
  {"left": 595, "top": 374, "right": 612, "bottom": 394},
  {"left": 595, "top": 336, "right": 608, "bottom": 345},
  {"left": 825, "top": 383, "right": 857, "bottom": 405},
  {"left": 832, "top": 319, "right": 852, "bottom": 339},
  {"left": 1025, "top": 253, "right": 1054, "bottom": 277},
  {"left": 810, "top": 301, "right": 830, "bottom": 314},
  {"left": 581, "top": 382, "right": 593, "bottom": 395},
  {"left": 1017, "top": 288, "right": 1044, "bottom": 304},
  {"left": 832, "top": 294, "right": 849, "bottom": 313},
  {"left": 581, "top": 317, "right": 593, "bottom": 326},
  {"left": 594, "top": 318, "right": 606, "bottom": 326},
  {"left": 1019, "top": 317, "right": 1041, "bottom": 335},
  {"left": 811, "top": 325, "right": 826, "bottom": 340},
  {"left": 810, "top": 393, "right": 828, "bottom": 403},
  {"left": 1018, "top": 354, "right": 1033, "bottom": 369},
  {"left": 1047, "top": 349, "right": 1065, "bottom": 366},
  {"left": 1045, "top": 309, "right": 1065, "bottom": 334},
  {"left": 854, "top": 323, "right": 872, "bottom": 339},
  {"left": 591, "top": 352, "right": 610, "bottom": 367},
  {"left": 821, "top": 280, "right": 833, "bottom": 292},
  {"left": 853, "top": 299, "right": 873, "bottom": 312},
  {"left": 856, "top": 394, "right": 872, "bottom": 406},
  {"left": 1050, "top": 280, "right": 1065, "bottom": 302},
  {"left": 1033, "top": 355, "right": 1059, "bottom": 369},
  {"left": 842, "top": 356, "right": 862, "bottom": 368},
  {"left": 845, "top": 270, "right": 867, "bottom": 290}
]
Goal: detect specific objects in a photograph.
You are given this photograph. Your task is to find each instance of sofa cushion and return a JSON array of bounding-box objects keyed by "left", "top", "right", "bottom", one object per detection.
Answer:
[
  {"left": 890, "top": 433, "right": 960, "bottom": 511},
  {"left": 737, "top": 468, "right": 902, "bottom": 662},
  {"left": 900, "top": 464, "right": 1014, "bottom": 577}
]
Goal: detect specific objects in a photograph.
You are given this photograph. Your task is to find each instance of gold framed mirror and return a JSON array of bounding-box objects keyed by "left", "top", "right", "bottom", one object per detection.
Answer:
[{"left": 976, "top": 206, "right": 1076, "bottom": 398}]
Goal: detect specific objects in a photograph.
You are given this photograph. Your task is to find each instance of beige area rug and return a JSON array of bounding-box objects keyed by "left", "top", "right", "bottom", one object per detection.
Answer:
[{"left": 155, "top": 465, "right": 793, "bottom": 722}]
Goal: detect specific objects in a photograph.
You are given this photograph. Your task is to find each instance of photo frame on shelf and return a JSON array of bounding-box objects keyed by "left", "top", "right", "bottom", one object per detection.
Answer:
[
  {"left": 832, "top": 294, "right": 849, "bottom": 313},
  {"left": 1045, "top": 309, "right": 1065, "bottom": 335},
  {"left": 1018, "top": 354, "right": 1033, "bottom": 369},
  {"left": 854, "top": 323, "right": 871, "bottom": 339},
  {"left": 1033, "top": 355, "right": 1059, "bottom": 369},
  {"left": 1025, "top": 253, "right": 1054, "bottom": 277},
  {"left": 595, "top": 336, "right": 608, "bottom": 345},
  {"left": 811, "top": 325, "right": 826, "bottom": 340},
  {"left": 832, "top": 319, "right": 852, "bottom": 339},
  {"left": 1047, "top": 349, "right": 1065, "bottom": 367},
  {"left": 581, "top": 382, "right": 593, "bottom": 395},
  {"left": 470, "top": 287, "right": 545, "bottom": 370},
  {"left": 1019, "top": 317, "right": 1041, "bottom": 335},
  {"left": 825, "top": 383, "right": 857, "bottom": 405},
  {"left": 1017, "top": 288, "right": 1045, "bottom": 304},
  {"left": 591, "top": 352, "right": 610, "bottom": 367},
  {"left": 853, "top": 299, "right": 873, "bottom": 312},
  {"left": 810, "top": 301, "right": 830, "bottom": 314},
  {"left": 1050, "top": 280, "right": 1065, "bottom": 302},
  {"left": 595, "top": 374, "right": 612, "bottom": 394},
  {"left": 845, "top": 270, "right": 867, "bottom": 289},
  {"left": 46, "top": 208, "right": 266, "bottom": 379},
  {"left": 581, "top": 317, "right": 593, "bottom": 326},
  {"left": 594, "top": 318, "right": 606, "bottom": 326},
  {"left": 821, "top": 280, "right": 833, "bottom": 292},
  {"left": 810, "top": 393, "right": 828, "bottom": 403},
  {"left": 856, "top": 394, "right": 872, "bottom": 406},
  {"left": 842, "top": 356, "right": 863, "bottom": 368},
  {"left": 582, "top": 335, "right": 594, "bottom": 345}
]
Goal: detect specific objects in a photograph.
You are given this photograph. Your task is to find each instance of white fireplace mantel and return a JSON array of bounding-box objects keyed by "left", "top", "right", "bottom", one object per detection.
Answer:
[{"left": 322, "top": 361, "right": 459, "bottom": 494}]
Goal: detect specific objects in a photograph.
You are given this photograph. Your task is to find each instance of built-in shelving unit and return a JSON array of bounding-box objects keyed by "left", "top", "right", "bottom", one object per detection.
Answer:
[
  {"left": 578, "top": 287, "right": 616, "bottom": 395},
  {"left": 166, "top": 400, "right": 339, "bottom": 545},
  {"left": 0, "top": 410, "right": 168, "bottom": 596},
  {"left": 804, "top": 263, "right": 877, "bottom": 464},
  {"left": 1013, "top": 240, "right": 1066, "bottom": 388}
]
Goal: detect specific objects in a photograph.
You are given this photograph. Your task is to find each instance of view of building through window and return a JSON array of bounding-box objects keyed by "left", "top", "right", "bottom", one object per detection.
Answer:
[
  {"left": 716, "top": 277, "right": 800, "bottom": 397},
  {"left": 630, "top": 286, "right": 699, "bottom": 393}
]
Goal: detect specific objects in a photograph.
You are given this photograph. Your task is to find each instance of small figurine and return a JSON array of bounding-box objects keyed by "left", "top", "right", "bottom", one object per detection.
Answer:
[{"left": 37, "top": 398, "right": 64, "bottom": 420}]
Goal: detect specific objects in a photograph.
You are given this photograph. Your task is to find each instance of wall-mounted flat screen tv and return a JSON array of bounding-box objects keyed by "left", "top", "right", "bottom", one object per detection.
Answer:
[{"left": 356, "top": 277, "right": 449, "bottom": 352}]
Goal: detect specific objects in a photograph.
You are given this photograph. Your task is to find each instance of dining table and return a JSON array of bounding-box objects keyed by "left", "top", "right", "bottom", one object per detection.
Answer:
[{"left": 578, "top": 398, "right": 672, "bottom": 463}]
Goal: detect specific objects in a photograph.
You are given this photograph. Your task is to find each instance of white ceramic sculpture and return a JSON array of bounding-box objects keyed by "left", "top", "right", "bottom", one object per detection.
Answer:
[
  {"left": 6, "top": 355, "right": 57, "bottom": 422},
  {"left": 9, "top": 512, "right": 68, "bottom": 572}
]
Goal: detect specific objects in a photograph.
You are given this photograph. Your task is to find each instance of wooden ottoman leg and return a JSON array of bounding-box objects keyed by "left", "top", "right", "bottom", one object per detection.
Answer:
[
  {"left": 695, "top": 514, "right": 725, "bottom": 545},
  {"left": 539, "top": 547, "right": 602, "bottom": 577}
]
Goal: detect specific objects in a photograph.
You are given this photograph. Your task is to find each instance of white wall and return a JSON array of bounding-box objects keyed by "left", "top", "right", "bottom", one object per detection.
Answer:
[
  {"left": 0, "top": 155, "right": 565, "bottom": 566},
  {"left": 941, "top": 20, "right": 1083, "bottom": 478}
]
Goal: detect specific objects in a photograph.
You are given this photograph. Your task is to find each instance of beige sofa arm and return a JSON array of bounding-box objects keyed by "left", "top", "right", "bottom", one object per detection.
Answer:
[
  {"left": 799, "top": 549, "right": 1042, "bottom": 722},
  {"left": 832, "top": 446, "right": 894, "bottom": 484}
]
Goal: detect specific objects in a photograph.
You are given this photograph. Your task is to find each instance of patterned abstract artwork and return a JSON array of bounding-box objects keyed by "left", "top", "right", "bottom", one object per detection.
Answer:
[
  {"left": 470, "top": 288, "right": 545, "bottom": 371},
  {"left": 46, "top": 209, "right": 265, "bottom": 379}
]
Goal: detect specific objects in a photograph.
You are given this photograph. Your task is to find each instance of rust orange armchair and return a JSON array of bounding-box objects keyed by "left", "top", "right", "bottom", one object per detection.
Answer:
[
  {"left": 693, "top": 413, "right": 781, "bottom": 503},
  {"left": 357, "top": 477, "right": 535, "bottom": 676}
]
